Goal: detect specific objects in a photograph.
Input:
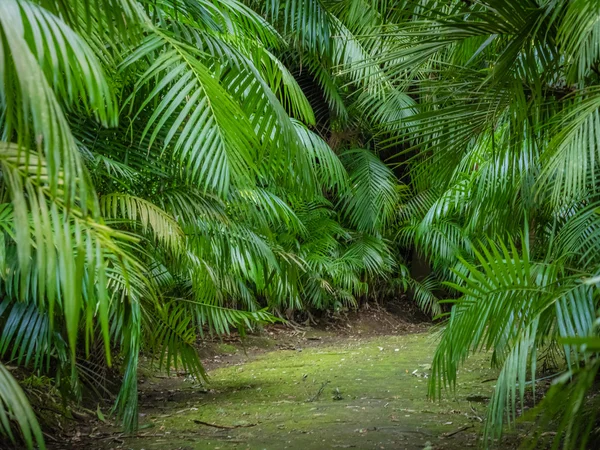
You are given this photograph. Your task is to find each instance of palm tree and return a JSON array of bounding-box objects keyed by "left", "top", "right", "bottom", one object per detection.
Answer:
[
  {"left": 0, "top": 0, "right": 404, "bottom": 447},
  {"left": 344, "top": 0, "right": 600, "bottom": 447},
  {"left": 7, "top": 0, "right": 599, "bottom": 447}
]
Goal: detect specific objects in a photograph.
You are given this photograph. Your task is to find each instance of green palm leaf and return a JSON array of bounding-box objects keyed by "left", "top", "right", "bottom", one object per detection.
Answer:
[
  {"left": 123, "top": 33, "right": 259, "bottom": 196},
  {"left": 0, "top": 363, "right": 45, "bottom": 450},
  {"left": 100, "top": 193, "right": 184, "bottom": 253},
  {"left": 340, "top": 149, "right": 399, "bottom": 233}
]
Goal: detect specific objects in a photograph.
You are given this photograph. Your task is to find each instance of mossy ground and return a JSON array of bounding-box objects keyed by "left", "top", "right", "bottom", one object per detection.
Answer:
[{"left": 98, "top": 330, "right": 512, "bottom": 450}]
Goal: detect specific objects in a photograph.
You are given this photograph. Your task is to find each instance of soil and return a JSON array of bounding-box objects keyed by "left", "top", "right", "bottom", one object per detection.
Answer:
[{"left": 38, "top": 307, "right": 530, "bottom": 450}]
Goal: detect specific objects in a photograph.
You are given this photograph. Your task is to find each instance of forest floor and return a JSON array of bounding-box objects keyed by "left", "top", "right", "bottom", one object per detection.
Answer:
[{"left": 46, "top": 307, "right": 528, "bottom": 450}]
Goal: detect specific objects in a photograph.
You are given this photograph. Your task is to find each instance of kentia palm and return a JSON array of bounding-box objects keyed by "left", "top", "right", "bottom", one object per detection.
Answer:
[
  {"left": 0, "top": 0, "right": 403, "bottom": 448},
  {"left": 257, "top": 0, "right": 600, "bottom": 446},
  {"left": 10, "top": 0, "right": 599, "bottom": 448},
  {"left": 351, "top": 0, "right": 600, "bottom": 447}
]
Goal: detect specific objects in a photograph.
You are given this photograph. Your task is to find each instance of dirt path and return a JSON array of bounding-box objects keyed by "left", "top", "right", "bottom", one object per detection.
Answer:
[{"left": 53, "top": 320, "right": 519, "bottom": 450}]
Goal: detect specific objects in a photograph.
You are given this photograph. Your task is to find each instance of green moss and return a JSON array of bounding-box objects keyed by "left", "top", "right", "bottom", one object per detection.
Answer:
[
  {"left": 111, "top": 333, "right": 504, "bottom": 449},
  {"left": 243, "top": 335, "right": 277, "bottom": 349},
  {"left": 216, "top": 344, "right": 238, "bottom": 355}
]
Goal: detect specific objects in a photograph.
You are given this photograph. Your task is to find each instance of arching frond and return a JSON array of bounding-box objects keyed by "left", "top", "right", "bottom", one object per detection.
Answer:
[
  {"left": 408, "top": 275, "right": 442, "bottom": 317},
  {"left": 293, "top": 120, "right": 348, "bottom": 191},
  {"left": 37, "top": 0, "right": 142, "bottom": 36},
  {"left": 259, "top": 49, "right": 315, "bottom": 124},
  {"left": 540, "top": 92, "right": 600, "bottom": 207},
  {"left": 100, "top": 193, "right": 184, "bottom": 252},
  {"left": 0, "top": 299, "right": 52, "bottom": 372},
  {"left": 431, "top": 238, "right": 596, "bottom": 441},
  {"left": 177, "top": 298, "right": 277, "bottom": 336},
  {"left": 0, "top": 363, "right": 45, "bottom": 450},
  {"left": 123, "top": 33, "right": 259, "bottom": 196},
  {"left": 264, "top": 0, "right": 332, "bottom": 55},
  {"left": 340, "top": 149, "right": 399, "bottom": 233},
  {"left": 229, "top": 187, "right": 306, "bottom": 234},
  {"left": 144, "top": 301, "right": 206, "bottom": 379},
  {"left": 0, "top": 0, "right": 115, "bottom": 207},
  {"left": 557, "top": 0, "right": 600, "bottom": 82}
]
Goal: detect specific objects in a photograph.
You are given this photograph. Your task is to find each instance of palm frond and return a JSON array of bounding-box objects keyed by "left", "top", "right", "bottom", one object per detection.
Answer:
[
  {"left": 408, "top": 275, "right": 442, "bottom": 317},
  {"left": 264, "top": 0, "right": 332, "bottom": 55},
  {"left": 0, "top": 299, "right": 52, "bottom": 372},
  {"left": 340, "top": 148, "right": 399, "bottom": 233},
  {"left": 431, "top": 237, "right": 596, "bottom": 440},
  {"left": 293, "top": 120, "right": 348, "bottom": 191},
  {"left": 123, "top": 32, "right": 259, "bottom": 196},
  {"left": 100, "top": 193, "right": 184, "bottom": 253},
  {"left": 0, "top": 0, "right": 116, "bottom": 207},
  {"left": 0, "top": 363, "right": 45, "bottom": 450},
  {"left": 144, "top": 301, "right": 206, "bottom": 379}
]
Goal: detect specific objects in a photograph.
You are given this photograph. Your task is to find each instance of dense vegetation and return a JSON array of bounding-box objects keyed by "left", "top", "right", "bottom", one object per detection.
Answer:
[{"left": 1, "top": 0, "right": 599, "bottom": 448}]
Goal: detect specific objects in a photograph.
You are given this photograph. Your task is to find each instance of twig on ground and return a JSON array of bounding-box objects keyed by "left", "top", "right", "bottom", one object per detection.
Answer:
[
  {"left": 193, "top": 419, "right": 257, "bottom": 429},
  {"left": 441, "top": 424, "right": 474, "bottom": 438},
  {"left": 99, "top": 432, "right": 125, "bottom": 441},
  {"left": 42, "top": 432, "right": 59, "bottom": 442},
  {"left": 307, "top": 381, "right": 330, "bottom": 402},
  {"left": 469, "top": 404, "right": 483, "bottom": 422}
]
